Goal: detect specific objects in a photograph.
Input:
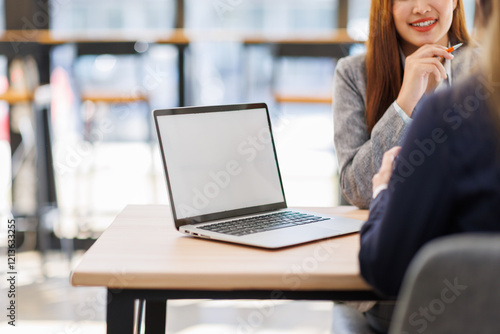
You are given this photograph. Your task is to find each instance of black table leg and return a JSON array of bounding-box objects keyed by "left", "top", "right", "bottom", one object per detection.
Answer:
[
  {"left": 177, "top": 44, "right": 186, "bottom": 107},
  {"left": 107, "top": 289, "right": 135, "bottom": 334},
  {"left": 145, "top": 300, "right": 167, "bottom": 334}
]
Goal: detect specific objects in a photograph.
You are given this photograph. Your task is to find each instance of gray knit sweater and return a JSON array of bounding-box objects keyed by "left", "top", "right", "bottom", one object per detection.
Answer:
[{"left": 333, "top": 49, "right": 470, "bottom": 209}]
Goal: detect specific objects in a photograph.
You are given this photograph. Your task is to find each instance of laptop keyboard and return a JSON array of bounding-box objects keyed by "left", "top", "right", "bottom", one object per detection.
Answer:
[{"left": 197, "top": 211, "right": 329, "bottom": 236}]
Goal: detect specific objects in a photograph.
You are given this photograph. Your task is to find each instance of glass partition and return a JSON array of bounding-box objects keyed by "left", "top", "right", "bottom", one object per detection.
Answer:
[
  {"left": 0, "top": 0, "right": 4, "bottom": 33},
  {"left": 185, "top": 0, "right": 339, "bottom": 35}
]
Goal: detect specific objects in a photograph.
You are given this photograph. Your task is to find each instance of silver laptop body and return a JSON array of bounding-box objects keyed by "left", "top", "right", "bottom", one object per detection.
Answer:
[{"left": 153, "top": 103, "right": 363, "bottom": 249}]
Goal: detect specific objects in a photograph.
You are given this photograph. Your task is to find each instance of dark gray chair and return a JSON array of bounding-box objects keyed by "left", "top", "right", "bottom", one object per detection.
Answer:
[
  {"left": 389, "top": 233, "right": 500, "bottom": 334},
  {"left": 333, "top": 234, "right": 500, "bottom": 334}
]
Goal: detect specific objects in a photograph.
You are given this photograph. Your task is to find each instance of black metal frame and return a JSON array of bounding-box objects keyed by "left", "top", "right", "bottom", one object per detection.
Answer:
[
  {"left": 107, "top": 288, "right": 383, "bottom": 334},
  {"left": 272, "top": 43, "right": 354, "bottom": 59}
]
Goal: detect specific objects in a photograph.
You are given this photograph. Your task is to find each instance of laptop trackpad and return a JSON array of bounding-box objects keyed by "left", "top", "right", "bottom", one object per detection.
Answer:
[{"left": 241, "top": 224, "right": 348, "bottom": 249}]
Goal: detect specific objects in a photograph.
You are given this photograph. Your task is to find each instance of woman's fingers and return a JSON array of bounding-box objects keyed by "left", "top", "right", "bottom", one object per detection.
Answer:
[
  {"left": 417, "top": 57, "right": 448, "bottom": 79},
  {"left": 415, "top": 62, "right": 446, "bottom": 82},
  {"left": 396, "top": 44, "right": 451, "bottom": 116},
  {"left": 410, "top": 44, "right": 454, "bottom": 60},
  {"left": 373, "top": 147, "right": 402, "bottom": 190},
  {"left": 381, "top": 146, "right": 402, "bottom": 170}
]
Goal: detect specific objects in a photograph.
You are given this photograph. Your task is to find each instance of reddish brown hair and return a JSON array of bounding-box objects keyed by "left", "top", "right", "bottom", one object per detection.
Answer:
[{"left": 365, "top": 0, "right": 470, "bottom": 133}]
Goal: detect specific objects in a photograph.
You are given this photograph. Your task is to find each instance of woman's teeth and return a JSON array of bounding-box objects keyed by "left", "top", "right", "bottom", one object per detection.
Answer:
[{"left": 410, "top": 20, "right": 437, "bottom": 27}]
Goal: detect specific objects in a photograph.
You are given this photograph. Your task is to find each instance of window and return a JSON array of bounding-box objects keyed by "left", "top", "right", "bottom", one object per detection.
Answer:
[
  {"left": 50, "top": 0, "right": 175, "bottom": 36},
  {"left": 0, "top": 0, "right": 4, "bottom": 32},
  {"left": 185, "top": 0, "right": 339, "bottom": 35}
]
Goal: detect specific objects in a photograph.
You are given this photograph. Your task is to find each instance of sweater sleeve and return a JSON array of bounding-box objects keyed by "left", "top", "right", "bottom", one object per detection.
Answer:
[{"left": 333, "top": 56, "right": 411, "bottom": 209}]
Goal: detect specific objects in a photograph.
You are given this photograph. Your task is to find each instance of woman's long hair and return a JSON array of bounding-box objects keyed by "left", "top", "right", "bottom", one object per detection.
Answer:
[
  {"left": 484, "top": 1, "right": 500, "bottom": 115},
  {"left": 365, "top": 0, "right": 470, "bottom": 133}
]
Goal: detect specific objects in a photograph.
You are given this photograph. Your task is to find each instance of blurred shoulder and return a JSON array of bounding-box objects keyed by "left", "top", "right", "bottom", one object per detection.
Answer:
[
  {"left": 336, "top": 53, "right": 366, "bottom": 73},
  {"left": 335, "top": 53, "right": 367, "bottom": 87},
  {"left": 452, "top": 43, "right": 483, "bottom": 83},
  {"left": 415, "top": 74, "right": 488, "bottom": 125}
]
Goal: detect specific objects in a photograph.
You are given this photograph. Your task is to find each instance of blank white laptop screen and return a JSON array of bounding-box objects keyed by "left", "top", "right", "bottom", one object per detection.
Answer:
[{"left": 157, "top": 107, "right": 284, "bottom": 219}]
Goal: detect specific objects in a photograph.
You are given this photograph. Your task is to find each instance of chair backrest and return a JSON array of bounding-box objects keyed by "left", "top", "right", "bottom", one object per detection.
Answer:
[{"left": 389, "top": 234, "right": 500, "bottom": 334}]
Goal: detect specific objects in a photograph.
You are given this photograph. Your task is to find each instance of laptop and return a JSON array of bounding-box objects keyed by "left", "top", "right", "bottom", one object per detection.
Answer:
[{"left": 153, "top": 103, "right": 364, "bottom": 249}]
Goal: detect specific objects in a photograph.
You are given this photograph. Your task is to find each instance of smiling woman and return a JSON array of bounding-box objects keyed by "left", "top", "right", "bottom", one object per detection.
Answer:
[
  {"left": 333, "top": 0, "right": 471, "bottom": 209},
  {"left": 393, "top": 0, "right": 458, "bottom": 54},
  {"left": 366, "top": 0, "right": 469, "bottom": 128}
]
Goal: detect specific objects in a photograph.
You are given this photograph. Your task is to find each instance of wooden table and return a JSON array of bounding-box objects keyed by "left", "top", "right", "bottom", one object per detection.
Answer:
[{"left": 71, "top": 205, "right": 375, "bottom": 333}]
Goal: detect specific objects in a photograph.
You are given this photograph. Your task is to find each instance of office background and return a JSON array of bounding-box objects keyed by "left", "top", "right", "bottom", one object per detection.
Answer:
[{"left": 0, "top": 0, "right": 476, "bottom": 333}]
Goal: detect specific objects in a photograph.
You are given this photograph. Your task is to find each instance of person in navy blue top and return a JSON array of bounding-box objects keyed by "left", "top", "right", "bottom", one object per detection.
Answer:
[
  {"left": 350, "top": 1, "right": 499, "bottom": 333},
  {"left": 358, "top": 0, "right": 500, "bottom": 302},
  {"left": 359, "top": 72, "right": 500, "bottom": 298}
]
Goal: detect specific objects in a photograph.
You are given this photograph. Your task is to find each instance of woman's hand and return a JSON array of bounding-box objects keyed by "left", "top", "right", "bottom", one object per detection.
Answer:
[
  {"left": 372, "top": 146, "right": 402, "bottom": 194},
  {"left": 396, "top": 44, "right": 453, "bottom": 117}
]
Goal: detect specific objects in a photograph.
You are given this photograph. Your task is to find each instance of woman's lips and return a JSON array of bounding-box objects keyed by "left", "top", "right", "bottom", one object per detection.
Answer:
[{"left": 409, "top": 19, "right": 438, "bottom": 32}]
